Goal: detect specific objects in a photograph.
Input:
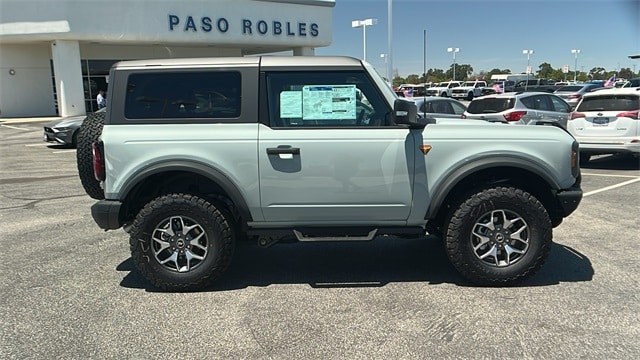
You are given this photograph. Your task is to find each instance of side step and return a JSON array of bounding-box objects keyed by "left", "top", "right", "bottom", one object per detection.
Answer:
[{"left": 293, "top": 229, "right": 378, "bottom": 242}]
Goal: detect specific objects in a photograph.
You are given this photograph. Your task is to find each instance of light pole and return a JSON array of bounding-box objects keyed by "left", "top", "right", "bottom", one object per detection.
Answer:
[
  {"left": 351, "top": 18, "right": 377, "bottom": 61},
  {"left": 571, "top": 49, "right": 581, "bottom": 83},
  {"left": 522, "top": 49, "right": 534, "bottom": 91},
  {"left": 447, "top": 47, "right": 459, "bottom": 80},
  {"left": 380, "top": 53, "right": 390, "bottom": 84}
]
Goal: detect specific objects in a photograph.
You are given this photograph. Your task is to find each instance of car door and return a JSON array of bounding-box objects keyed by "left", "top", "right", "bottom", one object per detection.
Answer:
[{"left": 258, "top": 70, "right": 415, "bottom": 223}]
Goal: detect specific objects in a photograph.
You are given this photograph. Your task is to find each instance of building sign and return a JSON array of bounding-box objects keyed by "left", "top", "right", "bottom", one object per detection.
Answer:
[{"left": 168, "top": 14, "right": 319, "bottom": 37}]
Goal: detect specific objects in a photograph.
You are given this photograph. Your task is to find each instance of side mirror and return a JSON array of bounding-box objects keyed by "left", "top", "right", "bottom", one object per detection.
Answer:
[{"left": 393, "top": 99, "right": 421, "bottom": 128}]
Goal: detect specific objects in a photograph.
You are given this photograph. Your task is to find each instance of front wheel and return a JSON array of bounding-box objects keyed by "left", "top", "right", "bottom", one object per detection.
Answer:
[
  {"left": 444, "top": 186, "right": 552, "bottom": 286},
  {"left": 129, "top": 193, "right": 235, "bottom": 291}
]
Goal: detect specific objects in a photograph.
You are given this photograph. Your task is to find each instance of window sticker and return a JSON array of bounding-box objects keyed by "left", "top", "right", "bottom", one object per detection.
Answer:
[
  {"left": 280, "top": 91, "right": 302, "bottom": 118},
  {"left": 302, "top": 85, "right": 357, "bottom": 120}
]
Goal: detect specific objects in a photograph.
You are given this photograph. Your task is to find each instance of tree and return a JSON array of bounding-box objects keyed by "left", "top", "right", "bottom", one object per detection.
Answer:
[
  {"left": 618, "top": 67, "right": 634, "bottom": 79},
  {"left": 536, "top": 62, "right": 555, "bottom": 79},
  {"left": 446, "top": 63, "right": 473, "bottom": 80},
  {"left": 589, "top": 67, "right": 607, "bottom": 80},
  {"left": 392, "top": 76, "right": 405, "bottom": 88},
  {"left": 405, "top": 74, "right": 421, "bottom": 84},
  {"left": 425, "top": 68, "right": 446, "bottom": 83}
]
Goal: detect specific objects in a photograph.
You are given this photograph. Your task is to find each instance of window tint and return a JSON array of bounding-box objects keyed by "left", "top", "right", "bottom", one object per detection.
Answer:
[
  {"left": 549, "top": 96, "right": 571, "bottom": 113},
  {"left": 450, "top": 101, "right": 467, "bottom": 115},
  {"left": 423, "top": 100, "right": 452, "bottom": 114},
  {"left": 265, "top": 71, "right": 391, "bottom": 127},
  {"left": 467, "top": 98, "right": 515, "bottom": 114},
  {"left": 577, "top": 95, "right": 640, "bottom": 112},
  {"left": 124, "top": 71, "right": 241, "bottom": 119},
  {"left": 557, "top": 86, "right": 583, "bottom": 92}
]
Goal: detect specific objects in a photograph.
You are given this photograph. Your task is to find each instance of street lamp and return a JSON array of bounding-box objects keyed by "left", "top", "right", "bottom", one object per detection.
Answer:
[
  {"left": 447, "top": 47, "right": 459, "bottom": 80},
  {"left": 522, "top": 49, "right": 534, "bottom": 91},
  {"left": 352, "top": 18, "right": 377, "bottom": 61},
  {"left": 571, "top": 49, "right": 581, "bottom": 83},
  {"left": 380, "top": 53, "right": 390, "bottom": 84}
]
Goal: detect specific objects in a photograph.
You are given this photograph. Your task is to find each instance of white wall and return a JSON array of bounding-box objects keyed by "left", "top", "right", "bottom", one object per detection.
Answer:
[
  {"left": 0, "top": 44, "right": 56, "bottom": 117},
  {"left": 0, "top": 0, "right": 334, "bottom": 117}
]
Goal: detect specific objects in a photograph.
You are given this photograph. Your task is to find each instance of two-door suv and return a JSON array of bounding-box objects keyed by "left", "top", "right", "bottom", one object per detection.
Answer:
[{"left": 84, "top": 56, "right": 582, "bottom": 291}]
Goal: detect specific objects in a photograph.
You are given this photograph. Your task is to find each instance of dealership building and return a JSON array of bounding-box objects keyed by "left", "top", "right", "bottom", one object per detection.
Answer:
[{"left": 0, "top": 0, "right": 334, "bottom": 118}]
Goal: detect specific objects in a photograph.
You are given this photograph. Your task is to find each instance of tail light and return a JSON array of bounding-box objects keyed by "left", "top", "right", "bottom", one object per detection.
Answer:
[
  {"left": 616, "top": 110, "right": 639, "bottom": 119},
  {"left": 503, "top": 111, "right": 526, "bottom": 122},
  {"left": 568, "top": 94, "right": 581, "bottom": 99},
  {"left": 92, "top": 141, "right": 105, "bottom": 181},
  {"left": 569, "top": 112, "right": 585, "bottom": 120}
]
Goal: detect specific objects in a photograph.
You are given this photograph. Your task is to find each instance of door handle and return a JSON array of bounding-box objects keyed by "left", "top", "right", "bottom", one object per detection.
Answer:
[{"left": 266, "top": 146, "right": 300, "bottom": 155}]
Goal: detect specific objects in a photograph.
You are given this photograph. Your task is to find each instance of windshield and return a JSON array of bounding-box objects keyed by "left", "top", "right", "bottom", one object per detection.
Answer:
[
  {"left": 557, "top": 86, "right": 583, "bottom": 92},
  {"left": 577, "top": 95, "right": 639, "bottom": 112},
  {"left": 467, "top": 98, "right": 516, "bottom": 114},
  {"left": 363, "top": 61, "right": 398, "bottom": 104}
]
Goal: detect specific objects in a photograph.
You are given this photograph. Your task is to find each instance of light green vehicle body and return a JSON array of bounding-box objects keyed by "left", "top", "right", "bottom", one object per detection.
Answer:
[{"left": 96, "top": 56, "right": 580, "bottom": 232}]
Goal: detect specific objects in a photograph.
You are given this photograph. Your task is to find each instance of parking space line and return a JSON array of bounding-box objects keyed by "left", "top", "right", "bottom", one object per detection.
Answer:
[
  {"left": 25, "top": 143, "right": 50, "bottom": 147},
  {"left": 581, "top": 172, "right": 640, "bottom": 179},
  {"left": 583, "top": 177, "right": 640, "bottom": 197},
  {"left": 52, "top": 150, "right": 76, "bottom": 154},
  {"left": 1, "top": 124, "right": 32, "bottom": 131}
]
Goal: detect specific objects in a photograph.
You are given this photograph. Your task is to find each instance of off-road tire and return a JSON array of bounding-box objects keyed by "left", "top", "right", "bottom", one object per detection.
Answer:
[
  {"left": 129, "top": 193, "right": 235, "bottom": 292},
  {"left": 445, "top": 186, "right": 552, "bottom": 286},
  {"left": 76, "top": 111, "right": 105, "bottom": 200}
]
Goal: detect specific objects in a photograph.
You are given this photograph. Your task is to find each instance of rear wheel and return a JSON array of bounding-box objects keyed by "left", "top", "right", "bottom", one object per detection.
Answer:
[
  {"left": 129, "top": 193, "right": 235, "bottom": 291},
  {"left": 444, "top": 186, "right": 552, "bottom": 286},
  {"left": 76, "top": 111, "right": 105, "bottom": 200}
]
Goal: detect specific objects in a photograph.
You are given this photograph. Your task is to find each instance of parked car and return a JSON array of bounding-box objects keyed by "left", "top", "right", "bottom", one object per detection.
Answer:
[
  {"left": 425, "top": 81, "right": 462, "bottom": 97},
  {"left": 43, "top": 108, "right": 106, "bottom": 147},
  {"left": 462, "top": 92, "right": 572, "bottom": 128},
  {"left": 621, "top": 77, "right": 640, "bottom": 88},
  {"left": 567, "top": 87, "right": 640, "bottom": 164},
  {"left": 554, "top": 83, "right": 602, "bottom": 109},
  {"left": 412, "top": 96, "right": 467, "bottom": 118}
]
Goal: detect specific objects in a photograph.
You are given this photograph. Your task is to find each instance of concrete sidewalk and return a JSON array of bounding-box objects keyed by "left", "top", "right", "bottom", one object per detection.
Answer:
[{"left": 0, "top": 117, "right": 62, "bottom": 124}]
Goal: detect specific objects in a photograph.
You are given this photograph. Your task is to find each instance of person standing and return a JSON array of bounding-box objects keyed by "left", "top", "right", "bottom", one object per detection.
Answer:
[{"left": 96, "top": 90, "right": 106, "bottom": 109}]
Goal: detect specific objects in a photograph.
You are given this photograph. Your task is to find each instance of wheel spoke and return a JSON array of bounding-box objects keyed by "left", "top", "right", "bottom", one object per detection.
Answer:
[
  {"left": 470, "top": 207, "right": 531, "bottom": 268},
  {"left": 159, "top": 251, "right": 179, "bottom": 266},
  {"left": 473, "top": 235, "right": 491, "bottom": 251},
  {"left": 170, "top": 216, "right": 186, "bottom": 235},
  {"left": 478, "top": 245, "right": 498, "bottom": 262}
]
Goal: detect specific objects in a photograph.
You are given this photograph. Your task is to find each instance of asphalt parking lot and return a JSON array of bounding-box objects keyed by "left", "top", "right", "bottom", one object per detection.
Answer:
[{"left": 1, "top": 119, "right": 639, "bottom": 359}]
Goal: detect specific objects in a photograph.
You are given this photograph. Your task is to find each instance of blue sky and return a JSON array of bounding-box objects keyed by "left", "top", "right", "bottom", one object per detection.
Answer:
[{"left": 315, "top": 0, "right": 640, "bottom": 78}]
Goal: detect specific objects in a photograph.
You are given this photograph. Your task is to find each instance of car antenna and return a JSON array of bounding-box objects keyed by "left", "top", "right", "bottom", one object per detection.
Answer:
[{"left": 422, "top": 29, "right": 427, "bottom": 119}]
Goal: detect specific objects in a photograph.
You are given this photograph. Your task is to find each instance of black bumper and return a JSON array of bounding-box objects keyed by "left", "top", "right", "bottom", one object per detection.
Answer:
[
  {"left": 556, "top": 186, "right": 583, "bottom": 217},
  {"left": 91, "top": 200, "right": 123, "bottom": 230}
]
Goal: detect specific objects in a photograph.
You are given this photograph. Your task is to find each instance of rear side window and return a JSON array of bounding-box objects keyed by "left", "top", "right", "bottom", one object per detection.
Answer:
[
  {"left": 577, "top": 95, "right": 640, "bottom": 112},
  {"left": 467, "top": 98, "right": 515, "bottom": 114},
  {"left": 124, "top": 71, "right": 241, "bottom": 119}
]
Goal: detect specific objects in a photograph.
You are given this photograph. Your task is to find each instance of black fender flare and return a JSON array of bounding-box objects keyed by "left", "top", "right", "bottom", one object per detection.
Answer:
[
  {"left": 119, "top": 160, "right": 253, "bottom": 222},
  {"left": 425, "top": 155, "right": 561, "bottom": 219}
]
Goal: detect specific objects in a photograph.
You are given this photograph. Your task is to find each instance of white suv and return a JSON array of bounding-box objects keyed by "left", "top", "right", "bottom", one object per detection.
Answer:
[{"left": 568, "top": 87, "right": 640, "bottom": 164}]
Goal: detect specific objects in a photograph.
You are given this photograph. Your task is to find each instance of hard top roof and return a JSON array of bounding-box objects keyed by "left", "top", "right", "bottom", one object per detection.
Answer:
[{"left": 111, "top": 56, "right": 363, "bottom": 69}]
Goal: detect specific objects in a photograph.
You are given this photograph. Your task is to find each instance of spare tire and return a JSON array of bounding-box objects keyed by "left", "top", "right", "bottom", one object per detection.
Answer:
[{"left": 76, "top": 111, "right": 105, "bottom": 200}]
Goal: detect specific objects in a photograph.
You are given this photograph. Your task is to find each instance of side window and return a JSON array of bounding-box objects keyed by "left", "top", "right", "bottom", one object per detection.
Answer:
[
  {"left": 534, "top": 95, "right": 552, "bottom": 111},
  {"left": 124, "top": 71, "right": 241, "bottom": 119},
  {"left": 450, "top": 101, "right": 466, "bottom": 115},
  {"left": 520, "top": 96, "right": 535, "bottom": 109},
  {"left": 433, "top": 101, "right": 451, "bottom": 114},
  {"left": 265, "top": 71, "right": 391, "bottom": 127},
  {"left": 550, "top": 96, "right": 571, "bottom": 113}
]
